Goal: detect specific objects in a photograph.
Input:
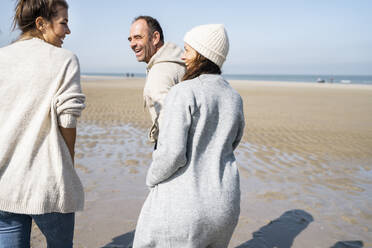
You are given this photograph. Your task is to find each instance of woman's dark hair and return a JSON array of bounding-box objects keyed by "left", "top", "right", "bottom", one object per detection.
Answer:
[
  {"left": 133, "top": 15, "right": 164, "bottom": 43},
  {"left": 182, "top": 53, "right": 221, "bottom": 81},
  {"left": 12, "top": 0, "right": 68, "bottom": 35}
]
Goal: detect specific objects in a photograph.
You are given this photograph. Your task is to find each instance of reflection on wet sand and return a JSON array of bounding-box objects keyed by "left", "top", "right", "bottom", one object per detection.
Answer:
[{"left": 71, "top": 124, "right": 371, "bottom": 247}]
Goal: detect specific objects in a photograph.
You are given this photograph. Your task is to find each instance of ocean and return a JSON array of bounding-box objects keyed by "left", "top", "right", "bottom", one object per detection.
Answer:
[{"left": 82, "top": 73, "right": 372, "bottom": 85}]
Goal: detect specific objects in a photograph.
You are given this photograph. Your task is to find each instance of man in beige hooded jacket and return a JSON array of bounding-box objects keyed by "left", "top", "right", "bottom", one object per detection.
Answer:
[{"left": 128, "top": 16, "right": 186, "bottom": 144}]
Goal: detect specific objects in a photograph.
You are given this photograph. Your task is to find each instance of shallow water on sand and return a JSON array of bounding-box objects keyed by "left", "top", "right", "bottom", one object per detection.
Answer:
[
  {"left": 75, "top": 124, "right": 153, "bottom": 201},
  {"left": 71, "top": 123, "right": 372, "bottom": 247},
  {"left": 235, "top": 142, "right": 372, "bottom": 246}
]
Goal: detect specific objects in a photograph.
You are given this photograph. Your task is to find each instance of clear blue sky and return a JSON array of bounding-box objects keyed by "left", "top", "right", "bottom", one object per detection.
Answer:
[{"left": 1, "top": 0, "right": 371, "bottom": 75}]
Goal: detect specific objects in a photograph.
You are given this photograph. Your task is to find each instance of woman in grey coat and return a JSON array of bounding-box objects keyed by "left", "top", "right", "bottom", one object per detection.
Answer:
[{"left": 133, "top": 24, "right": 245, "bottom": 248}]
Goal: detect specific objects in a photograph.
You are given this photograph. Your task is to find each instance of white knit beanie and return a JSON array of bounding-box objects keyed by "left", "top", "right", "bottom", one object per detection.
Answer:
[{"left": 184, "top": 24, "right": 229, "bottom": 69}]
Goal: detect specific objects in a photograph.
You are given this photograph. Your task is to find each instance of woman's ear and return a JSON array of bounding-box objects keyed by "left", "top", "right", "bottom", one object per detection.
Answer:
[{"left": 35, "top": 16, "right": 46, "bottom": 33}]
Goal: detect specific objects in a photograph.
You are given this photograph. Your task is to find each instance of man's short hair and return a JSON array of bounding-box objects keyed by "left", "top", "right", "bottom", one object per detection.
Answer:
[{"left": 133, "top": 15, "right": 164, "bottom": 43}]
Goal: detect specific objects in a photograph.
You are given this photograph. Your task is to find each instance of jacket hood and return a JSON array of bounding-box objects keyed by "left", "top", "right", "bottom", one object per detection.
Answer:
[{"left": 147, "top": 42, "right": 184, "bottom": 71}]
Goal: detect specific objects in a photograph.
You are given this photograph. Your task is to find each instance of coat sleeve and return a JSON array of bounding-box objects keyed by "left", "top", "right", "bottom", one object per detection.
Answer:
[
  {"left": 53, "top": 54, "right": 86, "bottom": 128},
  {"left": 146, "top": 85, "right": 193, "bottom": 187}
]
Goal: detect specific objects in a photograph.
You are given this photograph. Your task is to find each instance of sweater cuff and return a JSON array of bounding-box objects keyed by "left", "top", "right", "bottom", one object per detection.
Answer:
[{"left": 58, "top": 114, "right": 77, "bottom": 128}]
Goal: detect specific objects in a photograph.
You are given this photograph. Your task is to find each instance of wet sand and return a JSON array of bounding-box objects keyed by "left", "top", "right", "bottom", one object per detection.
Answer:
[{"left": 31, "top": 77, "right": 372, "bottom": 247}]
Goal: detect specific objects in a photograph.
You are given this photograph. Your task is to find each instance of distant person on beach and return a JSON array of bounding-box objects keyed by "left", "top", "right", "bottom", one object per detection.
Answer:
[
  {"left": 133, "top": 24, "right": 245, "bottom": 247},
  {"left": 0, "top": 0, "right": 85, "bottom": 247},
  {"left": 128, "top": 16, "right": 185, "bottom": 145}
]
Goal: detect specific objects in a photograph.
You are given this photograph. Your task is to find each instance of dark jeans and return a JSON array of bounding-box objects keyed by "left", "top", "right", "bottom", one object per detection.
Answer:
[{"left": 0, "top": 210, "right": 75, "bottom": 248}]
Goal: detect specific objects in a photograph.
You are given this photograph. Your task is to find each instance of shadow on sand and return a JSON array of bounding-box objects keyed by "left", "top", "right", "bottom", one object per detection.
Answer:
[
  {"left": 330, "top": 240, "right": 364, "bottom": 248},
  {"left": 236, "top": 209, "right": 313, "bottom": 248},
  {"left": 100, "top": 210, "right": 363, "bottom": 248},
  {"left": 102, "top": 230, "right": 135, "bottom": 248}
]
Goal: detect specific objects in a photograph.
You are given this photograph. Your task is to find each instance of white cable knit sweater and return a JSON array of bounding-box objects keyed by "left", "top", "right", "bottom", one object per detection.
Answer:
[{"left": 0, "top": 38, "right": 86, "bottom": 214}]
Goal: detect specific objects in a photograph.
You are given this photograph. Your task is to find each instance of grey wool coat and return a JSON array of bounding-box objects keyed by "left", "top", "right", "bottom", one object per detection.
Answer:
[{"left": 133, "top": 74, "right": 245, "bottom": 248}]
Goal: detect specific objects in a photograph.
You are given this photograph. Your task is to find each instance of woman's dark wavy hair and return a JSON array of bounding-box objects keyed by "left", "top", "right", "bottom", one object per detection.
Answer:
[
  {"left": 12, "top": 0, "right": 68, "bottom": 36},
  {"left": 182, "top": 53, "right": 221, "bottom": 81}
]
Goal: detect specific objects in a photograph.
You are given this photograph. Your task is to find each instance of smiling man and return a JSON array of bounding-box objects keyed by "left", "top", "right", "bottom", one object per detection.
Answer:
[{"left": 128, "top": 16, "right": 185, "bottom": 145}]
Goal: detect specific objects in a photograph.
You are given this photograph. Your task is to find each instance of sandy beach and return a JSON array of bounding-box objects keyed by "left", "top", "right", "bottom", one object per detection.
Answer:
[{"left": 30, "top": 76, "right": 372, "bottom": 248}]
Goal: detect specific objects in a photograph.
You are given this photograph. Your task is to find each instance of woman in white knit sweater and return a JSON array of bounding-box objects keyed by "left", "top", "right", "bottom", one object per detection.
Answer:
[
  {"left": 0, "top": 0, "right": 85, "bottom": 247},
  {"left": 133, "top": 24, "right": 245, "bottom": 247}
]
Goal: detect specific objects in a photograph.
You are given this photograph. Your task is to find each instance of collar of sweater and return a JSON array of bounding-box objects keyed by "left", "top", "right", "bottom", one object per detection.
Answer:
[{"left": 147, "top": 42, "right": 184, "bottom": 71}]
